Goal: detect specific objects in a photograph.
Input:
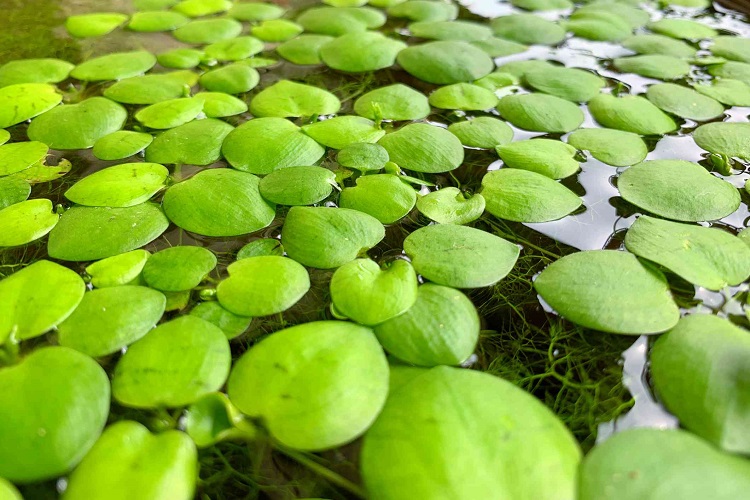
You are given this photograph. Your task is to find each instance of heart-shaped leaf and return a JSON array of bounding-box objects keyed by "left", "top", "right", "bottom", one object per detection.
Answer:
[
  {"left": 64, "top": 162, "right": 168, "bottom": 207},
  {"left": 339, "top": 174, "right": 417, "bottom": 224},
  {"left": 142, "top": 246, "right": 217, "bottom": 292},
  {"left": 0, "top": 83, "right": 61, "bottom": 128},
  {"left": 0, "top": 198, "right": 58, "bottom": 247},
  {"left": 145, "top": 118, "right": 233, "bottom": 165},
  {"left": 259, "top": 166, "right": 336, "bottom": 206}
]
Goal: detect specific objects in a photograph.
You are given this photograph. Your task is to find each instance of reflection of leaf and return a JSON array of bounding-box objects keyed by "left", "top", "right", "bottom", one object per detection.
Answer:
[{"left": 9, "top": 158, "right": 71, "bottom": 184}]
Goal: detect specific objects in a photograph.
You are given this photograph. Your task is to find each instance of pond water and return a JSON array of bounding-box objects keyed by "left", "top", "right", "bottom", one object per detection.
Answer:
[{"left": 2, "top": 0, "right": 750, "bottom": 498}]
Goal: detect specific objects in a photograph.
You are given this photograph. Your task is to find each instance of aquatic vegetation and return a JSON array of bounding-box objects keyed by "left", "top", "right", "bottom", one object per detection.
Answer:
[{"left": 1, "top": 0, "right": 750, "bottom": 497}]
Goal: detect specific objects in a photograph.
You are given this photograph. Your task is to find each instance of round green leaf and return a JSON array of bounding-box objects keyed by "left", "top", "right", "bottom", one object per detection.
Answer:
[
  {"left": 281, "top": 206, "right": 385, "bottom": 269},
  {"left": 624, "top": 215, "right": 750, "bottom": 290},
  {"left": 0, "top": 129, "right": 8, "bottom": 145},
  {"left": 575, "top": 2, "right": 648, "bottom": 28},
  {"left": 113, "top": 315, "right": 231, "bottom": 408},
  {"left": 145, "top": 118, "right": 233, "bottom": 165},
  {"left": 228, "top": 320, "right": 389, "bottom": 450},
  {"left": 496, "top": 139, "right": 579, "bottom": 179},
  {"left": 48, "top": 203, "right": 169, "bottom": 261},
  {"left": 104, "top": 71, "right": 197, "bottom": 105},
  {"left": 648, "top": 18, "right": 717, "bottom": 40},
  {"left": 157, "top": 48, "right": 205, "bottom": 69},
  {"left": 618, "top": 160, "right": 740, "bottom": 222},
  {"left": 0, "top": 198, "right": 57, "bottom": 247},
  {"left": 378, "top": 123, "right": 464, "bottom": 173},
  {"left": 447, "top": 117, "right": 513, "bottom": 149},
  {"left": 135, "top": 98, "right": 203, "bottom": 129},
  {"left": 57, "top": 286, "right": 166, "bottom": 357},
  {"left": 302, "top": 116, "right": 384, "bottom": 149},
  {"left": 580, "top": 428, "right": 750, "bottom": 500},
  {"left": 330, "top": 259, "right": 418, "bottom": 325},
  {"left": 648, "top": 84, "right": 723, "bottom": 121},
  {"left": 711, "top": 36, "right": 750, "bottom": 63},
  {"left": 694, "top": 122, "right": 750, "bottom": 160},
  {"left": 173, "top": 18, "right": 243, "bottom": 44},
  {"left": 320, "top": 31, "right": 406, "bottom": 72},
  {"left": 297, "top": 6, "right": 386, "bottom": 36},
  {"left": 93, "top": 131, "right": 154, "bottom": 161},
  {"left": 337, "top": 142, "right": 389, "bottom": 171},
  {"left": 195, "top": 91, "right": 247, "bottom": 117},
  {"left": 277, "top": 34, "right": 334, "bottom": 65},
  {"left": 404, "top": 224, "right": 519, "bottom": 288},
  {"left": 408, "top": 20, "right": 492, "bottom": 41},
  {"left": 496, "top": 59, "right": 554, "bottom": 79},
  {"left": 27, "top": 97, "right": 127, "bottom": 150},
  {"left": 64, "top": 421, "right": 197, "bottom": 500},
  {"left": 428, "top": 83, "right": 498, "bottom": 110},
  {"left": 622, "top": 34, "right": 697, "bottom": 58},
  {"left": 189, "top": 301, "right": 252, "bottom": 339},
  {"left": 397, "top": 41, "right": 493, "bottom": 84},
  {"left": 416, "top": 188, "right": 485, "bottom": 225},
  {"left": 0, "top": 83, "right": 61, "bottom": 128},
  {"left": 199, "top": 63, "right": 260, "bottom": 94},
  {"left": 339, "top": 174, "right": 417, "bottom": 224},
  {"left": 237, "top": 238, "right": 284, "bottom": 259},
  {"left": 708, "top": 61, "right": 750, "bottom": 85},
  {"left": 64, "top": 162, "right": 168, "bottom": 207},
  {"left": 250, "top": 80, "right": 340, "bottom": 117},
  {"left": 0, "top": 347, "right": 109, "bottom": 483},
  {"left": 259, "top": 166, "right": 335, "bottom": 206},
  {"left": 0, "top": 260, "right": 85, "bottom": 344},
  {"left": 217, "top": 256, "right": 309, "bottom": 316},
  {"left": 482, "top": 168, "right": 581, "bottom": 222},
  {"left": 353, "top": 83, "right": 430, "bottom": 121},
  {"left": 564, "top": 11, "right": 632, "bottom": 42},
  {"left": 534, "top": 250, "right": 679, "bottom": 334},
  {"left": 588, "top": 94, "right": 677, "bottom": 135},
  {"left": 0, "top": 141, "right": 48, "bottom": 176},
  {"left": 524, "top": 66, "right": 605, "bottom": 103},
  {"left": 205, "top": 36, "right": 264, "bottom": 61},
  {"left": 128, "top": 10, "right": 189, "bottom": 32},
  {"left": 567, "top": 128, "right": 647, "bottom": 167},
  {"left": 490, "top": 14, "right": 566, "bottom": 45},
  {"left": 70, "top": 51, "right": 156, "bottom": 81},
  {"left": 173, "top": 0, "right": 231, "bottom": 16},
  {"left": 65, "top": 13, "right": 128, "bottom": 38},
  {"left": 0, "top": 58, "right": 74, "bottom": 87},
  {"left": 223, "top": 118, "right": 324, "bottom": 174},
  {"left": 652, "top": 315, "right": 750, "bottom": 453},
  {"left": 142, "top": 246, "right": 217, "bottom": 292},
  {"left": 164, "top": 168, "right": 274, "bottom": 236},
  {"left": 85, "top": 249, "right": 151, "bottom": 288},
  {"left": 229, "top": 2, "right": 284, "bottom": 21},
  {"left": 361, "top": 366, "right": 581, "bottom": 499},
  {"left": 693, "top": 79, "right": 750, "bottom": 107},
  {"left": 0, "top": 176, "right": 31, "bottom": 210},
  {"left": 0, "top": 478, "right": 21, "bottom": 500},
  {"left": 613, "top": 55, "right": 690, "bottom": 80},
  {"left": 497, "top": 93, "right": 584, "bottom": 133},
  {"left": 251, "top": 19, "right": 303, "bottom": 42},
  {"left": 387, "top": 0, "right": 457, "bottom": 22}
]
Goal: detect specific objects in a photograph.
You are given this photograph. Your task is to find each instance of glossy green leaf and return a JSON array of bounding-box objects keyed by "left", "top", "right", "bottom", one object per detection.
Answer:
[
  {"left": 85, "top": 249, "right": 151, "bottom": 288},
  {"left": 173, "top": 18, "right": 243, "bottom": 44},
  {"left": 92, "top": 131, "right": 154, "bottom": 161},
  {"left": 361, "top": 366, "right": 580, "bottom": 500},
  {"left": 0, "top": 141, "right": 48, "bottom": 176},
  {"left": 471, "top": 37, "right": 528, "bottom": 57},
  {"left": 298, "top": 6, "right": 386, "bottom": 36},
  {"left": 134, "top": 0, "right": 179, "bottom": 9},
  {"left": 524, "top": 66, "right": 605, "bottom": 103},
  {"left": 113, "top": 315, "right": 231, "bottom": 408},
  {"left": 618, "top": 160, "right": 740, "bottom": 222},
  {"left": 195, "top": 91, "right": 247, "bottom": 117},
  {"left": 320, "top": 32, "right": 405, "bottom": 72},
  {"left": 497, "top": 93, "right": 584, "bottom": 133},
  {"left": 397, "top": 41, "right": 493, "bottom": 84},
  {"left": 652, "top": 315, "right": 750, "bottom": 453},
  {"left": 58, "top": 286, "right": 166, "bottom": 357},
  {"left": 694, "top": 122, "right": 750, "bottom": 160},
  {"left": 251, "top": 19, "right": 303, "bottom": 42},
  {"left": 387, "top": 1, "right": 457, "bottom": 22},
  {"left": 0, "top": 478, "right": 21, "bottom": 500},
  {"left": 302, "top": 116, "right": 384, "bottom": 149},
  {"left": 0, "top": 347, "right": 109, "bottom": 483},
  {"left": 9, "top": 158, "right": 71, "bottom": 184},
  {"left": 564, "top": 11, "right": 632, "bottom": 42},
  {"left": 534, "top": 250, "right": 679, "bottom": 334},
  {"left": 204, "top": 36, "right": 264, "bottom": 61},
  {"left": 0, "top": 58, "right": 74, "bottom": 87},
  {"left": 237, "top": 238, "right": 284, "bottom": 259},
  {"left": 142, "top": 246, "right": 217, "bottom": 292},
  {"left": 614, "top": 54, "right": 690, "bottom": 80},
  {"left": 65, "top": 13, "right": 128, "bottom": 38},
  {"left": 259, "top": 166, "right": 335, "bottom": 206},
  {"left": 223, "top": 117, "right": 325, "bottom": 174},
  {"left": 711, "top": 36, "right": 750, "bottom": 63},
  {"left": 588, "top": 94, "right": 677, "bottom": 135},
  {"left": 575, "top": 2, "right": 648, "bottom": 28},
  {"left": 378, "top": 123, "right": 464, "bottom": 173},
  {"left": 404, "top": 224, "right": 519, "bottom": 288},
  {"left": 0, "top": 176, "right": 31, "bottom": 210},
  {"left": 648, "top": 82, "right": 725, "bottom": 121},
  {"left": 409, "top": 20, "right": 492, "bottom": 41},
  {"left": 649, "top": 18, "right": 717, "bottom": 40},
  {"left": 64, "top": 421, "right": 197, "bottom": 500},
  {"left": 64, "top": 162, "right": 168, "bottom": 207},
  {"left": 70, "top": 51, "right": 156, "bottom": 81},
  {"left": 189, "top": 302, "right": 252, "bottom": 339},
  {"left": 229, "top": 2, "right": 284, "bottom": 21},
  {"left": 708, "top": 61, "right": 750, "bottom": 85},
  {"left": 145, "top": 118, "right": 233, "bottom": 165},
  {"left": 496, "top": 59, "right": 555, "bottom": 79},
  {"left": 354, "top": 83, "right": 430, "bottom": 121},
  {"left": 447, "top": 117, "right": 513, "bottom": 149},
  {"left": 27, "top": 97, "right": 127, "bottom": 150},
  {"left": 428, "top": 83, "right": 498, "bottom": 110},
  {"left": 416, "top": 188, "right": 485, "bottom": 225},
  {"left": 163, "top": 168, "right": 275, "bottom": 236},
  {"left": 693, "top": 78, "right": 750, "bottom": 106},
  {"left": 622, "top": 34, "right": 697, "bottom": 58},
  {"left": 103, "top": 71, "right": 197, "bottom": 105},
  {"left": 228, "top": 320, "right": 389, "bottom": 450},
  {"left": 250, "top": 80, "right": 340, "bottom": 117},
  {"left": 199, "top": 63, "right": 260, "bottom": 94},
  {"left": 490, "top": 14, "right": 566, "bottom": 45},
  {"left": 48, "top": 203, "right": 169, "bottom": 261},
  {"left": 184, "top": 392, "right": 256, "bottom": 447},
  {"left": 0, "top": 129, "right": 8, "bottom": 145},
  {"left": 281, "top": 206, "right": 384, "bottom": 269},
  {"left": 482, "top": 168, "right": 581, "bottom": 222},
  {"left": 128, "top": 10, "right": 189, "bottom": 31},
  {"left": 567, "top": 128, "right": 647, "bottom": 167},
  {"left": 337, "top": 142, "right": 389, "bottom": 171},
  {"left": 173, "top": 0, "right": 232, "bottom": 16},
  {"left": 277, "top": 34, "right": 334, "bottom": 65},
  {"left": 580, "top": 428, "right": 750, "bottom": 500},
  {"left": 0, "top": 83, "right": 61, "bottom": 128},
  {"left": 339, "top": 174, "right": 417, "bottom": 224},
  {"left": 135, "top": 98, "right": 203, "bottom": 129},
  {"left": 0, "top": 198, "right": 57, "bottom": 247},
  {"left": 496, "top": 139, "right": 579, "bottom": 179},
  {"left": 157, "top": 48, "right": 205, "bottom": 69},
  {"left": 0, "top": 260, "right": 85, "bottom": 344}
]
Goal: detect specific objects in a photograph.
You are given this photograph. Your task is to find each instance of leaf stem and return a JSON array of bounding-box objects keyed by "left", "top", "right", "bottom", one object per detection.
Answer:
[{"left": 276, "top": 447, "right": 366, "bottom": 498}]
